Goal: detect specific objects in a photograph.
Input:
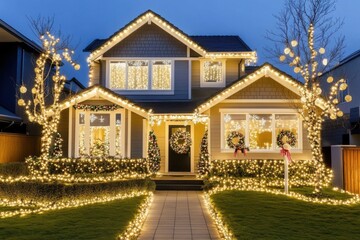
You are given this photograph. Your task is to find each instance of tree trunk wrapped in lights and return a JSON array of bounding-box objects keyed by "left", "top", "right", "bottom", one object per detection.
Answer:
[
  {"left": 148, "top": 130, "right": 160, "bottom": 173},
  {"left": 18, "top": 28, "right": 79, "bottom": 172},
  {"left": 198, "top": 129, "right": 210, "bottom": 175},
  {"left": 267, "top": 0, "right": 350, "bottom": 193},
  {"left": 51, "top": 132, "right": 63, "bottom": 158}
]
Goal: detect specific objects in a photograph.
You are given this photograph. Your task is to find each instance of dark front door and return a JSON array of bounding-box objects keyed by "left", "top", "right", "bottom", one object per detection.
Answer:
[{"left": 168, "top": 125, "right": 191, "bottom": 172}]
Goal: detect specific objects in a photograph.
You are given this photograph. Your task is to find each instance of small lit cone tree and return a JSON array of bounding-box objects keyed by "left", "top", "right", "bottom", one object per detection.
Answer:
[
  {"left": 148, "top": 130, "right": 160, "bottom": 173},
  {"left": 18, "top": 28, "right": 79, "bottom": 170},
  {"left": 267, "top": 0, "right": 350, "bottom": 193},
  {"left": 198, "top": 129, "right": 210, "bottom": 175},
  {"left": 51, "top": 132, "right": 63, "bottom": 158}
]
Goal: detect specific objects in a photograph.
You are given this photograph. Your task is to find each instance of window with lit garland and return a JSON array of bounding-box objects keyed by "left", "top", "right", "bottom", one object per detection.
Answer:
[{"left": 200, "top": 60, "right": 225, "bottom": 87}]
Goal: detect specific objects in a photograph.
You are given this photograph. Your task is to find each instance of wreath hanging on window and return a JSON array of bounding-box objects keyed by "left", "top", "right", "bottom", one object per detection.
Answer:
[
  {"left": 226, "top": 131, "right": 245, "bottom": 149},
  {"left": 170, "top": 130, "right": 192, "bottom": 154},
  {"left": 276, "top": 130, "right": 297, "bottom": 147}
]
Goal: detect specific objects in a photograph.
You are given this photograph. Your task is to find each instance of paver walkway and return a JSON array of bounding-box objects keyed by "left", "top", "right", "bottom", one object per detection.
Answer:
[{"left": 139, "top": 191, "right": 221, "bottom": 240}]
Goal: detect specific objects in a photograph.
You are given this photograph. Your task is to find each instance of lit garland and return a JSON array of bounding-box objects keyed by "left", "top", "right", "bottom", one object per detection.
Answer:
[
  {"left": 117, "top": 193, "right": 153, "bottom": 240},
  {"left": 149, "top": 112, "right": 208, "bottom": 126},
  {"left": 276, "top": 130, "right": 297, "bottom": 147},
  {"left": 73, "top": 104, "right": 121, "bottom": 111},
  {"left": 18, "top": 31, "right": 80, "bottom": 164},
  {"left": 169, "top": 130, "right": 192, "bottom": 154}
]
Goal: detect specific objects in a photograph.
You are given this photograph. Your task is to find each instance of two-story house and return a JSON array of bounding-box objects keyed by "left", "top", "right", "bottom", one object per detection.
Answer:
[{"left": 58, "top": 10, "right": 312, "bottom": 174}]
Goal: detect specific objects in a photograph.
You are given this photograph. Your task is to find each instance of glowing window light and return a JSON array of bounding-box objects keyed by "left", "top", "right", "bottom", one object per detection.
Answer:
[
  {"left": 127, "top": 61, "right": 149, "bottom": 90},
  {"left": 110, "top": 62, "right": 126, "bottom": 89},
  {"left": 204, "top": 61, "right": 223, "bottom": 83},
  {"left": 151, "top": 60, "right": 171, "bottom": 90}
]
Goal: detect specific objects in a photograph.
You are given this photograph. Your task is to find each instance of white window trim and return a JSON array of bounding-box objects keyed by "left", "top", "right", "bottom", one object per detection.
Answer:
[
  {"left": 106, "top": 59, "right": 175, "bottom": 95},
  {"left": 200, "top": 59, "right": 226, "bottom": 88},
  {"left": 74, "top": 109, "right": 126, "bottom": 158},
  {"left": 219, "top": 108, "right": 303, "bottom": 153}
]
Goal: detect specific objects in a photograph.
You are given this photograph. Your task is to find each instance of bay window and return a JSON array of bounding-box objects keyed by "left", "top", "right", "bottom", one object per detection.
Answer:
[
  {"left": 109, "top": 60, "right": 173, "bottom": 91},
  {"left": 221, "top": 109, "right": 302, "bottom": 152}
]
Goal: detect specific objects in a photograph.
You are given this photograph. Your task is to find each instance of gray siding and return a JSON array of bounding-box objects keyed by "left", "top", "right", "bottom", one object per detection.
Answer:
[
  {"left": 226, "top": 59, "right": 241, "bottom": 85},
  {"left": 229, "top": 77, "right": 299, "bottom": 99},
  {"left": 91, "top": 62, "right": 101, "bottom": 85},
  {"left": 131, "top": 112, "right": 144, "bottom": 158},
  {"left": 103, "top": 24, "right": 187, "bottom": 57}
]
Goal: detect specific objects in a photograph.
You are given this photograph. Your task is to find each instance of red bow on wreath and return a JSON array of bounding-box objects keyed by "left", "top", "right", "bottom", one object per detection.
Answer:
[
  {"left": 234, "top": 147, "right": 250, "bottom": 157},
  {"left": 280, "top": 147, "right": 292, "bottom": 163}
]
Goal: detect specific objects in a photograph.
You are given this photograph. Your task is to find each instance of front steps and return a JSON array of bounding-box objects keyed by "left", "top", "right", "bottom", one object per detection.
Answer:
[{"left": 152, "top": 175, "right": 204, "bottom": 191}]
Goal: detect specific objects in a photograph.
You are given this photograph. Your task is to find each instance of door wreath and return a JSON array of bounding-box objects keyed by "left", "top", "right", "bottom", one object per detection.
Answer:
[
  {"left": 170, "top": 130, "right": 192, "bottom": 154},
  {"left": 226, "top": 131, "right": 245, "bottom": 149}
]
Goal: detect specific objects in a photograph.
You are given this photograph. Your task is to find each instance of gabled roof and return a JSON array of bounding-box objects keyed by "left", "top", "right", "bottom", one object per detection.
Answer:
[
  {"left": 85, "top": 10, "right": 256, "bottom": 61},
  {"left": 190, "top": 35, "right": 251, "bottom": 52},
  {"left": 196, "top": 63, "right": 304, "bottom": 113},
  {"left": 0, "top": 19, "right": 42, "bottom": 52},
  {"left": 59, "top": 85, "right": 150, "bottom": 118}
]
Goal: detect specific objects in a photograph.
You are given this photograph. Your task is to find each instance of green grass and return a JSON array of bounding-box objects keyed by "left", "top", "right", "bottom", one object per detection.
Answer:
[
  {"left": 211, "top": 190, "right": 360, "bottom": 240},
  {"left": 0, "top": 196, "right": 145, "bottom": 240}
]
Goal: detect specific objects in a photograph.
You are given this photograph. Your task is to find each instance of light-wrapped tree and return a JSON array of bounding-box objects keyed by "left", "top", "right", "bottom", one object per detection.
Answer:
[
  {"left": 198, "top": 130, "right": 210, "bottom": 175},
  {"left": 148, "top": 130, "right": 160, "bottom": 173},
  {"left": 267, "top": 0, "right": 351, "bottom": 193}
]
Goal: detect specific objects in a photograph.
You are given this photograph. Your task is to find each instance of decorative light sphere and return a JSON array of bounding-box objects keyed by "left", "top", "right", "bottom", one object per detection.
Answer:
[
  {"left": 31, "top": 88, "right": 37, "bottom": 94},
  {"left": 319, "top": 48, "right": 326, "bottom": 54},
  {"left": 294, "top": 67, "right": 301, "bottom": 73},
  {"left": 340, "top": 83, "right": 348, "bottom": 91},
  {"left": 289, "top": 52, "right": 295, "bottom": 58},
  {"left": 337, "top": 111, "right": 344, "bottom": 117},
  {"left": 327, "top": 76, "right": 334, "bottom": 83},
  {"left": 316, "top": 88, "right": 322, "bottom": 95},
  {"left": 74, "top": 64, "right": 80, "bottom": 70},
  {"left": 17, "top": 99, "right": 25, "bottom": 106},
  {"left": 284, "top": 48, "right": 291, "bottom": 55},
  {"left": 330, "top": 114, "right": 336, "bottom": 120},
  {"left": 20, "top": 85, "right": 27, "bottom": 94},
  {"left": 345, "top": 95, "right": 352, "bottom": 102},
  {"left": 322, "top": 58, "right": 328, "bottom": 66},
  {"left": 279, "top": 55, "right": 286, "bottom": 62},
  {"left": 333, "top": 99, "right": 339, "bottom": 104},
  {"left": 291, "top": 40, "right": 298, "bottom": 47}
]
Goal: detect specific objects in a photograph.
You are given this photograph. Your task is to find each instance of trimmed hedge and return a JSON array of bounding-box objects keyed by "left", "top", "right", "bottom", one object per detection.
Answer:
[
  {"left": 209, "top": 159, "right": 332, "bottom": 187},
  {"left": 26, "top": 157, "right": 149, "bottom": 176},
  {"left": 0, "top": 179, "right": 155, "bottom": 202},
  {"left": 0, "top": 162, "right": 29, "bottom": 177}
]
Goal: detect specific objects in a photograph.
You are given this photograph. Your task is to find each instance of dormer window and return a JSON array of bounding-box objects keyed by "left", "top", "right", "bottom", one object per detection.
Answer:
[
  {"left": 108, "top": 60, "right": 173, "bottom": 92},
  {"left": 200, "top": 60, "right": 226, "bottom": 87}
]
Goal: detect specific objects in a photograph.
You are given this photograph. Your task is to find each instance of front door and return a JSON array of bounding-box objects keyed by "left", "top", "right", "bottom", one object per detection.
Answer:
[{"left": 168, "top": 125, "right": 191, "bottom": 172}]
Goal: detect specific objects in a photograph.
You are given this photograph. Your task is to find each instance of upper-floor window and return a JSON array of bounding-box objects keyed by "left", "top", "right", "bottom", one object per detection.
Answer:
[
  {"left": 109, "top": 60, "right": 172, "bottom": 91},
  {"left": 200, "top": 60, "right": 225, "bottom": 87}
]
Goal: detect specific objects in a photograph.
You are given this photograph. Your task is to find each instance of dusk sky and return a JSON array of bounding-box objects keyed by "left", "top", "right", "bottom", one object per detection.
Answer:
[{"left": 1, "top": 0, "right": 359, "bottom": 86}]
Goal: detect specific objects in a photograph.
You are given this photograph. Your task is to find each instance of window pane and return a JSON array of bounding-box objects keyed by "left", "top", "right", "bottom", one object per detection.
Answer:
[
  {"left": 275, "top": 114, "right": 299, "bottom": 148},
  {"left": 249, "top": 114, "right": 272, "bottom": 150},
  {"left": 204, "top": 61, "right": 223, "bottom": 83},
  {"left": 110, "top": 62, "right": 126, "bottom": 89},
  {"left": 127, "top": 60, "right": 148, "bottom": 90},
  {"left": 90, "top": 114, "right": 110, "bottom": 126},
  {"left": 223, "top": 114, "right": 246, "bottom": 149},
  {"left": 152, "top": 60, "right": 171, "bottom": 90}
]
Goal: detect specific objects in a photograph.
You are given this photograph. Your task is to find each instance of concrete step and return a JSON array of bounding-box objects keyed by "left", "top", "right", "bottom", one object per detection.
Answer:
[{"left": 153, "top": 179, "right": 204, "bottom": 191}]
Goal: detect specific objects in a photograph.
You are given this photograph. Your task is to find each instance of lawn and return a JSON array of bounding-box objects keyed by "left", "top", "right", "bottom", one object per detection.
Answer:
[
  {"left": 211, "top": 190, "right": 360, "bottom": 240},
  {"left": 0, "top": 195, "right": 145, "bottom": 240}
]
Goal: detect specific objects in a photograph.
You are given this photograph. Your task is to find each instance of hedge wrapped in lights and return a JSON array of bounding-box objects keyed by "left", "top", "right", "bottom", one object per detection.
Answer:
[
  {"left": 26, "top": 157, "right": 150, "bottom": 177},
  {"left": 209, "top": 159, "right": 333, "bottom": 187}
]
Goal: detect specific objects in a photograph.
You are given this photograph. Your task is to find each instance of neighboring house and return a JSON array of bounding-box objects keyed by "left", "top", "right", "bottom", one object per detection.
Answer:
[
  {"left": 58, "top": 10, "right": 312, "bottom": 174},
  {"left": 321, "top": 50, "right": 360, "bottom": 147},
  {"left": 0, "top": 19, "right": 42, "bottom": 134}
]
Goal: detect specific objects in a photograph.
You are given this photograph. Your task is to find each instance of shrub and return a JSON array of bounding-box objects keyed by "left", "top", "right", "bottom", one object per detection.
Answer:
[
  {"left": 0, "top": 162, "right": 29, "bottom": 177},
  {"left": 0, "top": 179, "right": 155, "bottom": 202}
]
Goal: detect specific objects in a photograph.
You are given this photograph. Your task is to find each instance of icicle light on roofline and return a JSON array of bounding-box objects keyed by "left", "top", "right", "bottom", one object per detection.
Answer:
[
  {"left": 86, "top": 12, "right": 257, "bottom": 86},
  {"left": 149, "top": 113, "right": 209, "bottom": 126}
]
